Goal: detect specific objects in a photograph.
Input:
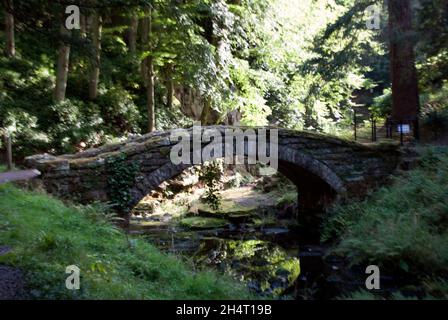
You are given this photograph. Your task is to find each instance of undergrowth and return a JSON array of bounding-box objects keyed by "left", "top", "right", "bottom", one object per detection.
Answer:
[
  {"left": 0, "top": 183, "right": 253, "bottom": 299},
  {"left": 322, "top": 146, "right": 448, "bottom": 299}
]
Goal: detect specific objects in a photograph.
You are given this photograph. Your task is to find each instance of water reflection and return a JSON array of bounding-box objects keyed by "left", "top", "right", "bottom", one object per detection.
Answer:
[
  {"left": 196, "top": 238, "right": 300, "bottom": 296},
  {"left": 131, "top": 222, "right": 301, "bottom": 297}
]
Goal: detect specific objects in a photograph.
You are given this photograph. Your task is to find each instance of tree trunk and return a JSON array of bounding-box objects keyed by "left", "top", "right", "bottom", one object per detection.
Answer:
[
  {"left": 143, "top": 8, "right": 155, "bottom": 132},
  {"left": 147, "top": 56, "right": 155, "bottom": 132},
  {"left": 80, "top": 13, "right": 87, "bottom": 38},
  {"left": 4, "top": 131, "right": 13, "bottom": 170},
  {"left": 89, "top": 13, "right": 102, "bottom": 100},
  {"left": 4, "top": 0, "right": 15, "bottom": 57},
  {"left": 54, "top": 26, "right": 70, "bottom": 102},
  {"left": 166, "top": 63, "right": 174, "bottom": 109},
  {"left": 128, "top": 13, "right": 138, "bottom": 54},
  {"left": 200, "top": 98, "right": 212, "bottom": 124},
  {"left": 388, "top": 0, "right": 420, "bottom": 139},
  {"left": 140, "top": 15, "right": 148, "bottom": 82}
]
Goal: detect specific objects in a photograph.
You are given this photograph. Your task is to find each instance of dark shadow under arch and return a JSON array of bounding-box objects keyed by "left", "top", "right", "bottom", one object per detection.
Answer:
[{"left": 128, "top": 146, "right": 346, "bottom": 214}]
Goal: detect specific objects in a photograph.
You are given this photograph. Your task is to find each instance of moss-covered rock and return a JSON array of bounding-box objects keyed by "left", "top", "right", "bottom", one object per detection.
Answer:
[
  {"left": 130, "top": 220, "right": 167, "bottom": 229},
  {"left": 179, "top": 217, "right": 229, "bottom": 230},
  {"left": 190, "top": 200, "right": 257, "bottom": 223}
]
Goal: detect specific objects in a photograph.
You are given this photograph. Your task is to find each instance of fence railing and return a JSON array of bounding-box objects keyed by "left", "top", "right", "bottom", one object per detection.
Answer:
[{"left": 353, "top": 111, "right": 417, "bottom": 145}]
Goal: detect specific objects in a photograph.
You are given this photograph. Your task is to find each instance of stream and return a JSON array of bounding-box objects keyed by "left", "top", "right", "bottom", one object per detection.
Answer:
[{"left": 128, "top": 184, "right": 349, "bottom": 299}]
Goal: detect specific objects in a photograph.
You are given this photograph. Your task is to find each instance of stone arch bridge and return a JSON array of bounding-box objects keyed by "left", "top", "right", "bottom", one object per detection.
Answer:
[{"left": 24, "top": 126, "right": 402, "bottom": 215}]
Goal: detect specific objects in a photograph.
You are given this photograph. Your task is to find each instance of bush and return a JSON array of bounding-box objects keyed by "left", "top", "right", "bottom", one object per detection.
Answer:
[
  {"left": 369, "top": 88, "right": 392, "bottom": 119},
  {"left": 97, "top": 86, "right": 141, "bottom": 136},
  {"left": 0, "top": 56, "right": 54, "bottom": 157},
  {"left": 323, "top": 147, "right": 448, "bottom": 298},
  {"left": 422, "top": 110, "right": 448, "bottom": 139},
  {"left": 0, "top": 109, "right": 49, "bottom": 158},
  {"left": 199, "top": 160, "right": 224, "bottom": 211}
]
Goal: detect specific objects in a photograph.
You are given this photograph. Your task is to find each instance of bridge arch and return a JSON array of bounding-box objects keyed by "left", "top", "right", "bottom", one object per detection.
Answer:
[
  {"left": 127, "top": 145, "right": 347, "bottom": 215},
  {"left": 24, "top": 126, "right": 401, "bottom": 218}
]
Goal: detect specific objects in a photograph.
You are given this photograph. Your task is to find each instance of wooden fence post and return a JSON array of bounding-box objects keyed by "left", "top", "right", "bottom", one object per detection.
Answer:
[{"left": 3, "top": 131, "right": 13, "bottom": 171}]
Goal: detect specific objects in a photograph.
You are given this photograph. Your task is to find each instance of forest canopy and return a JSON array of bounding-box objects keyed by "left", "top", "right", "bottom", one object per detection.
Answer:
[{"left": 0, "top": 0, "right": 447, "bottom": 157}]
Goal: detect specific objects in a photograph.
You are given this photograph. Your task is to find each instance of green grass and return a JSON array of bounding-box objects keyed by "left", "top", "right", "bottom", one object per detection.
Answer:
[
  {"left": 322, "top": 146, "right": 448, "bottom": 299},
  {"left": 276, "top": 189, "right": 297, "bottom": 208},
  {"left": 0, "top": 184, "right": 253, "bottom": 299}
]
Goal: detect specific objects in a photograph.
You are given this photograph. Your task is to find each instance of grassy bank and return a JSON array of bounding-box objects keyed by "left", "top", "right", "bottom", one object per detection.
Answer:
[
  {"left": 322, "top": 146, "right": 448, "bottom": 299},
  {"left": 0, "top": 183, "right": 252, "bottom": 299}
]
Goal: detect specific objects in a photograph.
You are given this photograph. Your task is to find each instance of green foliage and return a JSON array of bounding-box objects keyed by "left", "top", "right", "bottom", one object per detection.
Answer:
[
  {"left": 1, "top": 0, "right": 447, "bottom": 160},
  {"left": 296, "top": 0, "right": 383, "bottom": 131},
  {"left": 198, "top": 160, "right": 224, "bottom": 211},
  {"left": 420, "top": 278, "right": 448, "bottom": 300},
  {"left": 415, "top": 0, "right": 448, "bottom": 89},
  {"left": 370, "top": 88, "right": 392, "bottom": 119},
  {"left": 224, "top": 171, "right": 245, "bottom": 189},
  {"left": 420, "top": 81, "right": 448, "bottom": 138},
  {"left": 323, "top": 147, "right": 448, "bottom": 299},
  {"left": 43, "top": 99, "right": 106, "bottom": 153},
  {"left": 105, "top": 153, "right": 140, "bottom": 212},
  {"left": 0, "top": 56, "right": 52, "bottom": 156},
  {"left": 422, "top": 110, "right": 448, "bottom": 139},
  {"left": 97, "top": 87, "right": 141, "bottom": 134},
  {"left": 155, "top": 101, "right": 194, "bottom": 130},
  {"left": 0, "top": 183, "right": 251, "bottom": 299},
  {"left": 338, "top": 290, "right": 380, "bottom": 300},
  {"left": 324, "top": 147, "right": 448, "bottom": 270},
  {"left": 0, "top": 54, "right": 141, "bottom": 156},
  {"left": 340, "top": 279, "right": 448, "bottom": 300},
  {"left": 276, "top": 191, "right": 297, "bottom": 208}
]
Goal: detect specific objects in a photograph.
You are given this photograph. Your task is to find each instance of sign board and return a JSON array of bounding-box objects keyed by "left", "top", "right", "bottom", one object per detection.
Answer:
[{"left": 397, "top": 124, "right": 410, "bottom": 134}]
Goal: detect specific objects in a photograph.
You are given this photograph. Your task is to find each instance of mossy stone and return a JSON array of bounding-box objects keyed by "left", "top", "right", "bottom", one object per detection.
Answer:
[{"left": 179, "top": 217, "right": 228, "bottom": 230}]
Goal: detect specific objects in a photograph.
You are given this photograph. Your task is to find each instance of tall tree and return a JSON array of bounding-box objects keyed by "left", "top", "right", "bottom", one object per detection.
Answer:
[
  {"left": 3, "top": 0, "right": 15, "bottom": 57},
  {"left": 54, "top": 25, "right": 70, "bottom": 102},
  {"left": 140, "top": 11, "right": 148, "bottom": 85},
  {"left": 80, "top": 12, "right": 87, "bottom": 38},
  {"left": 165, "top": 63, "right": 174, "bottom": 109},
  {"left": 89, "top": 11, "right": 102, "bottom": 100},
  {"left": 388, "top": 0, "right": 420, "bottom": 138},
  {"left": 142, "top": 7, "right": 155, "bottom": 132},
  {"left": 128, "top": 10, "right": 138, "bottom": 54}
]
